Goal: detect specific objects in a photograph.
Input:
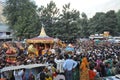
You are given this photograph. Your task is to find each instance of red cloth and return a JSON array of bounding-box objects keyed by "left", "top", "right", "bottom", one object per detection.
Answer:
[
  {"left": 89, "top": 70, "right": 96, "bottom": 80},
  {"left": 6, "top": 49, "right": 13, "bottom": 54}
]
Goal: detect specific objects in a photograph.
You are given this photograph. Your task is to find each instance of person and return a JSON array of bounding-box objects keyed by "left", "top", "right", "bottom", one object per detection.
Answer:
[
  {"left": 73, "top": 55, "right": 80, "bottom": 80},
  {"left": 37, "top": 68, "right": 46, "bottom": 80},
  {"left": 54, "top": 55, "right": 65, "bottom": 74},
  {"left": 54, "top": 72, "right": 65, "bottom": 80},
  {"left": 63, "top": 54, "right": 78, "bottom": 80},
  {"left": 80, "top": 57, "right": 89, "bottom": 80},
  {"left": 89, "top": 64, "right": 96, "bottom": 80},
  {"left": 22, "top": 69, "right": 26, "bottom": 80},
  {"left": 28, "top": 72, "right": 35, "bottom": 80},
  {"left": 13, "top": 69, "right": 24, "bottom": 80},
  {"left": 95, "top": 57, "right": 102, "bottom": 76}
]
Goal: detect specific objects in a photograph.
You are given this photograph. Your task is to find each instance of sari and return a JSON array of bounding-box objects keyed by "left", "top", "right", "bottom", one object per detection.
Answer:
[{"left": 80, "top": 57, "right": 89, "bottom": 80}]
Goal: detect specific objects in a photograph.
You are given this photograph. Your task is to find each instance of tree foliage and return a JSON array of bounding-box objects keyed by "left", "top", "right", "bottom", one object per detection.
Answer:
[
  {"left": 3, "top": 0, "right": 40, "bottom": 40},
  {"left": 80, "top": 12, "right": 89, "bottom": 37},
  {"left": 88, "top": 12, "right": 106, "bottom": 34},
  {"left": 116, "top": 10, "right": 120, "bottom": 34},
  {"left": 38, "top": 1, "right": 59, "bottom": 37},
  {"left": 56, "top": 3, "right": 81, "bottom": 42},
  {"left": 88, "top": 10, "right": 118, "bottom": 36},
  {"left": 3, "top": 0, "right": 120, "bottom": 42}
]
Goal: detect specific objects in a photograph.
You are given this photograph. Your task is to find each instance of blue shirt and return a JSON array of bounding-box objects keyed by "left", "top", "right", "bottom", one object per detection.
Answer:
[{"left": 63, "top": 59, "right": 78, "bottom": 71}]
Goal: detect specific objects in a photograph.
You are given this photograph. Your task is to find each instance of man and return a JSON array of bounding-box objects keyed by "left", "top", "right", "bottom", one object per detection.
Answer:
[
  {"left": 13, "top": 69, "right": 24, "bottom": 80},
  {"left": 37, "top": 68, "right": 46, "bottom": 80},
  {"left": 54, "top": 55, "right": 65, "bottom": 73},
  {"left": 63, "top": 54, "right": 78, "bottom": 80}
]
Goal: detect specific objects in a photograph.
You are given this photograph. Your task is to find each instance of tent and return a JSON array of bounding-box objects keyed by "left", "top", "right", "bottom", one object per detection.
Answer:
[
  {"left": 0, "top": 64, "right": 50, "bottom": 73},
  {"left": 26, "top": 27, "right": 54, "bottom": 44}
]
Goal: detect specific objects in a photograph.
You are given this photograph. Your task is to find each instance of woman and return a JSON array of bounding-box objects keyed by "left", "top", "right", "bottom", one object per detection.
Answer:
[{"left": 80, "top": 57, "right": 89, "bottom": 80}]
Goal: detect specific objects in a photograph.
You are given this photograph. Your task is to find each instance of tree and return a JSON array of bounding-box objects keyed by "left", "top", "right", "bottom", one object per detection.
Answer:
[
  {"left": 80, "top": 12, "right": 89, "bottom": 37},
  {"left": 3, "top": 0, "right": 40, "bottom": 40},
  {"left": 88, "top": 10, "right": 118, "bottom": 36},
  {"left": 116, "top": 10, "right": 120, "bottom": 35},
  {"left": 88, "top": 12, "right": 105, "bottom": 35},
  {"left": 38, "top": 1, "right": 59, "bottom": 37},
  {"left": 104, "top": 10, "right": 118, "bottom": 36},
  {"left": 57, "top": 3, "right": 81, "bottom": 42}
]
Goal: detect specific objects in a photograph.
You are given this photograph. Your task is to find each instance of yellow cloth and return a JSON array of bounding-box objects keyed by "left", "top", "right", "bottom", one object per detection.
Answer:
[
  {"left": 28, "top": 44, "right": 38, "bottom": 57},
  {"left": 80, "top": 69, "right": 89, "bottom": 80},
  {"left": 45, "top": 77, "right": 52, "bottom": 80},
  {"left": 42, "top": 50, "right": 46, "bottom": 55}
]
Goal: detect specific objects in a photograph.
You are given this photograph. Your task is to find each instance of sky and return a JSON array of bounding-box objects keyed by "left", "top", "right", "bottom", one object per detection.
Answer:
[{"left": 34, "top": 0, "right": 120, "bottom": 18}]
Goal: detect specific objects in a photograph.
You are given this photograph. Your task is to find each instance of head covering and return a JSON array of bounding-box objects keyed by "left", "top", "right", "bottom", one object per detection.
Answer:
[
  {"left": 82, "top": 57, "right": 88, "bottom": 65},
  {"left": 80, "top": 57, "right": 89, "bottom": 71}
]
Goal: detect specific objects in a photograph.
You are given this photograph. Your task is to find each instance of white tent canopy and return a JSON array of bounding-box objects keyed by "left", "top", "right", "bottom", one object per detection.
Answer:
[{"left": 0, "top": 63, "right": 50, "bottom": 73}]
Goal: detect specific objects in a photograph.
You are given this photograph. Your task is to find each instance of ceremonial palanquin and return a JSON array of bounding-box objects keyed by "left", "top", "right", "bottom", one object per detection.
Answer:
[{"left": 26, "top": 27, "right": 55, "bottom": 57}]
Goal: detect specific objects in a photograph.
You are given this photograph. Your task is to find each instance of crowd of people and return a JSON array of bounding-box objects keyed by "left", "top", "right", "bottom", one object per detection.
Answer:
[{"left": 0, "top": 40, "right": 120, "bottom": 80}]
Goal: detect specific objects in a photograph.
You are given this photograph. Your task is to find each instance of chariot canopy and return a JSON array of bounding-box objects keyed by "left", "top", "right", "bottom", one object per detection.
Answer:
[{"left": 26, "top": 27, "right": 54, "bottom": 44}]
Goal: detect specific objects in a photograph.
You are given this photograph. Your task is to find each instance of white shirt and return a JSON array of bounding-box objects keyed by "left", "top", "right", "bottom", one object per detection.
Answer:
[
  {"left": 50, "top": 49, "right": 56, "bottom": 54},
  {"left": 54, "top": 74, "right": 65, "bottom": 80},
  {"left": 54, "top": 58, "right": 65, "bottom": 73},
  {"left": 14, "top": 70, "right": 24, "bottom": 80}
]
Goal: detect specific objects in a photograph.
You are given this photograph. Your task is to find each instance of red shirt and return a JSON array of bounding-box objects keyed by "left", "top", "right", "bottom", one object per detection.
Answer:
[{"left": 89, "top": 70, "right": 96, "bottom": 80}]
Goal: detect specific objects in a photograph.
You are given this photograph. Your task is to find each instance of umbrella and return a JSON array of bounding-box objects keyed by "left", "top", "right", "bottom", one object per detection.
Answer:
[{"left": 65, "top": 46, "right": 74, "bottom": 52}]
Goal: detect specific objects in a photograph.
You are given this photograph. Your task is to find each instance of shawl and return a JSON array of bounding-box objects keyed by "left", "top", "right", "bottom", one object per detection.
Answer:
[{"left": 80, "top": 57, "right": 89, "bottom": 71}]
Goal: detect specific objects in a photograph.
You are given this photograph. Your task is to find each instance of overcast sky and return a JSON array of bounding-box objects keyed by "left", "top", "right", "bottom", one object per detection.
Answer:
[
  {"left": 34, "top": 0, "right": 120, "bottom": 18},
  {"left": 0, "top": 0, "right": 120, "bottom": 18}
]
